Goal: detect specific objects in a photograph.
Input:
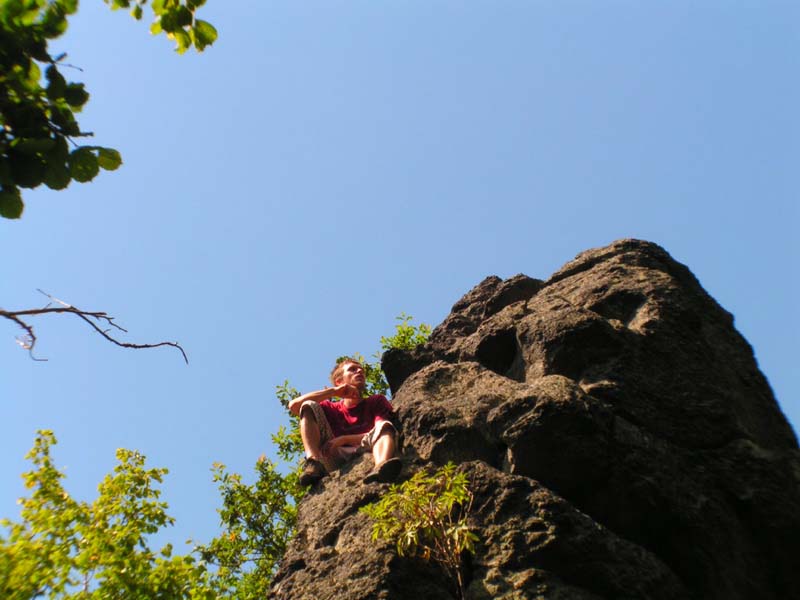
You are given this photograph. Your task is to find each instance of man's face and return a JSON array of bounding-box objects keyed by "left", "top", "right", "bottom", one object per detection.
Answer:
[{"left": 337, "top": 361, "right": 366, "bottom": 390}]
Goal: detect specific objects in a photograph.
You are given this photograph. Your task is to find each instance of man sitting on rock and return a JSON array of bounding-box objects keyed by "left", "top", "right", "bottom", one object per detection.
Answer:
[{"left": 289, "top": 358, "right": 402, "bottom": 486}]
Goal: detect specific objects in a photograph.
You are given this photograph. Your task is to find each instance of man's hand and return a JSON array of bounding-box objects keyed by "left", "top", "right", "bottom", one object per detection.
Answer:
[{"left": 323, "top": 434, "right": 365, "bottom": 454}]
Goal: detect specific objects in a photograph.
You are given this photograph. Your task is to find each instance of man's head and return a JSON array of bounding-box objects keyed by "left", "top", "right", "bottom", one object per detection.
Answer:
[{"left": 331, "top": 358, "right": 366, "bottom": 390}]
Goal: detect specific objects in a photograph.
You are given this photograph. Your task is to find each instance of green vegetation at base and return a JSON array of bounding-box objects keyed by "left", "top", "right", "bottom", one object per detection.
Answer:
[
  {"left": 0, "top": 314, "right": 431, "bottom": 599},
  {"left": 0, "top": 430, "right": 217, "bottom": 599}
]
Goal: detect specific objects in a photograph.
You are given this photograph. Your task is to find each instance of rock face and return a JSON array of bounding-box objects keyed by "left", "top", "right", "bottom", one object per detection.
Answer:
[{"left": 269, "top": 239, "right": 800, "bottom": 600}]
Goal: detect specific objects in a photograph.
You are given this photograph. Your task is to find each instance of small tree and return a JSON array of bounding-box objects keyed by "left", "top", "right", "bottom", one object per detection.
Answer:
[
  {"left": 0, "top": 430, "right": 215, "bottom": 599},
  {"left": 195, "top": 381, "right": 306, "bottom": 600},
  {"left": 360, "top": 463, "right": 478, "bottom": 600},
  {"left": 344, "top": 312, "right": 432, "bottom": 397}
]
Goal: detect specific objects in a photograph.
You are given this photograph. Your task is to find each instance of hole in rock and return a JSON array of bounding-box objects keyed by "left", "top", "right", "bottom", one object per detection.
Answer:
[
  {"left": 319, "top": 526, "right": 340, "bottom": 547},
  {"left": 589, "top": 290, "right": 647, "bottom": 325},
  {"left": 475, "top": 329, "right": 524, "bottom": 381},
  {"left": 547, "top": 320, "right": 622, "bottom": 381}
]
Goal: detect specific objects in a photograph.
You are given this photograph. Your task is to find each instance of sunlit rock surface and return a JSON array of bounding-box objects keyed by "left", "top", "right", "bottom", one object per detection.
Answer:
[{"left": 270, "top": 239, "right": 799, "bottom": 600}]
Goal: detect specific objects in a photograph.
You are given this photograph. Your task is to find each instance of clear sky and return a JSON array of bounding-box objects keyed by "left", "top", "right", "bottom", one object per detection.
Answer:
[{"left": 2, "top": 1, "right": 797, "bottom": 552}]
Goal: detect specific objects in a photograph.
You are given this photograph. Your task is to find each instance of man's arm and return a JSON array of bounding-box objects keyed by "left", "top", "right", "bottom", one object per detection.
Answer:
[{"left": 288, "top": 383, "right": 358, "bottom": 416}]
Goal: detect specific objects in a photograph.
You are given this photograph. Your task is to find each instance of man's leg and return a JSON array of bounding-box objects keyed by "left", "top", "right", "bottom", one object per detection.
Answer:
[
  {"left": 298, "top": 402, "right": 331, "bottom": 485},
  {"left": 364, "top": 423, "right": 402, "bottom": 483},
  {"left": 299, "top": 404, "right": 323, "bottom": 460},
  {"left": 371, "top": 429, "right": 397, "bottom": 465}
]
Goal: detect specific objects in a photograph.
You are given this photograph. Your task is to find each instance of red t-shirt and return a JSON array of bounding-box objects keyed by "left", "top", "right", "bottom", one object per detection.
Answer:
[{"left": 319, "top": 394, "right": 394, "bottom": 437}]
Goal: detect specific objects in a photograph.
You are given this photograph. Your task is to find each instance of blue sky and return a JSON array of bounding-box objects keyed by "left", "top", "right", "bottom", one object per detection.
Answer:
[{"left": 2, "top": 1, "right": 797, "bottom": 551}]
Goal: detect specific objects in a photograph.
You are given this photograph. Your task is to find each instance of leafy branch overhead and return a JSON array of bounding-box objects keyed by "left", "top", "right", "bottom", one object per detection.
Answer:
[{"left": 0, "top": 0, "right": 217, "bottom": 219}]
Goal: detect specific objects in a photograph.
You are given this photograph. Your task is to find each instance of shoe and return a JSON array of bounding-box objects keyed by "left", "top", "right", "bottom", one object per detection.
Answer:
[
  {"left": 299, "top": 458, "right": 326, "bottom": 486},
  {"left": 363, "top": 457, "right": 402, "bottom": 484}
]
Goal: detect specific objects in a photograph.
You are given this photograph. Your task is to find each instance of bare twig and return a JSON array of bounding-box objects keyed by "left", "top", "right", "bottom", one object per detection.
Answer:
[{"left": 0, "top": 291, "right": 188, "bottom": 363}]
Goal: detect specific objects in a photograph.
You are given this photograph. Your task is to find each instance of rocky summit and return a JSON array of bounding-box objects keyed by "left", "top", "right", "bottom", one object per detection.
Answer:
[{"left": 269, "top": 239, "right": 800, "bottom": 600}]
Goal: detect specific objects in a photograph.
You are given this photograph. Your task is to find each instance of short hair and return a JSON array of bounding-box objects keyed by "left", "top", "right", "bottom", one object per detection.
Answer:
[{"left": 330, "top": 357, "right": 363, "bottom": 386}]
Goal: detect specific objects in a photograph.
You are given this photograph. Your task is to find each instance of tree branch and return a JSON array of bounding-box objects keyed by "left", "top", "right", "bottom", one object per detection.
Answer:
[{"left": 0, "top": 290, "right": 188, "bottom": 363}]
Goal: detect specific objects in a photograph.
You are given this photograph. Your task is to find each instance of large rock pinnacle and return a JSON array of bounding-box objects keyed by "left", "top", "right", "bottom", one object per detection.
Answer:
[{"left": 270, "top": 239, "right": 799, "bottom": 600}]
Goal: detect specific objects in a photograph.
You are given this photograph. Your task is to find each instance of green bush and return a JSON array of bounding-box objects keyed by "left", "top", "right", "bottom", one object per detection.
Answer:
[{"left": 360, "top": 462, "right": 478, "bottom": 599}]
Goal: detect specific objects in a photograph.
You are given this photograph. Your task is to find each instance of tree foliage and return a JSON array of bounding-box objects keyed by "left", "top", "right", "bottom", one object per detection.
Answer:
[
  {"left": 1, "top": 316, "right": 432, "bottom": 599},
  {"left": 196, "top": 457, "right": 302, "bottom": 600},
  {"left": 379, "top": 312, "right": 432, "bottom": 352},
  {"left": 341, "top": 313, "right": 432, "bottom": 398},
  {"left": 0, "top": 430, "right": 216, "bottom": 599},
  {"left": 0, "top": 0, "right": 217, "bottom": 219},
  {"left": 360, "top": 463, "right": 478, "bottom": 600},
  {"left": 194, "top": 381, "right": 305, "bottom": 600}
]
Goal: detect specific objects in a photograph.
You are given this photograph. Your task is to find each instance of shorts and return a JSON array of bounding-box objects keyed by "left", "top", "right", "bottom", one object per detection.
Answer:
[{"left": 300, "top": 400, "right": 397, "bottom": 473}]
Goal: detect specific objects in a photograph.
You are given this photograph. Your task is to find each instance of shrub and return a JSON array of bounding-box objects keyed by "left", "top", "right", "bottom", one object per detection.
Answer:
[{"left": 360, "top": 463, "right": 478, "bottom": 599}]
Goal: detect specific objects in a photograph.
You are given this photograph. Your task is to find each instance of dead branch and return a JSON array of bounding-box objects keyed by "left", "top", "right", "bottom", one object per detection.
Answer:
[{"left": 0, "top": 290, "right": 188, "bottom": 363}]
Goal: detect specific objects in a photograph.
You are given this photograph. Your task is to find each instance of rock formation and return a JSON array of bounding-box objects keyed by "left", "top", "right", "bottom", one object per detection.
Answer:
[{"left": 269, "top": 239, "right": 800, "bottom": 600}]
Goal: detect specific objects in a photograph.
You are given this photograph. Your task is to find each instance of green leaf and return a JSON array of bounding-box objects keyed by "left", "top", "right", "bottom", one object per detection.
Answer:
[
  {"left": 50, "top": 106, "right": 80, "bottom": 136},
  {"left": 160, "top": 10, "right": 176, "bottom": 32},
  {"left": 12, "top": 138, "right": 56, "bottom": 154},
  {"left": 43, "top": 159, "right": 71, "bottom": 190},
  {"left": 97, "top": 147, "right": 122, "bottom": 171},
  {"left": 174, "top": 5, "right": 192, "bottom": 27},
  {"left": 41, "top": 5, "right": 69, "bottom": 37},
  {"left": 49, "top": 136, "right": 70, "bottom": 161},
  {"left": 0, "top": 188, "right": 24, "bottom": 219},
  {"left": 130, "top": 3, "right": 142, "bottom": 20},
  {"left": 63, "top": 83, "right": 89, "bottom": 109},
  {"left": 9, "top": 152, "right": 45, "bottom": 188},
  {"left": 68, "top": 147, "right": 99, "bottom": 182},
  {"left": 19, "top": 6, "right": 42, "bottom": 26},
  {"left": 173, "top": 28, "right": 191, "bottom": 54},
  {"left": 0, "top": 0, "right": 24, "bottom": 22},
  {"left": 46, "top": 65, "right": 67, "bottom": 100},
  {"left": 25, "top": 60, "right": 41, "bottom": 88},
  {"left": 192, "top": 19, "right": 217, "bottom": 51},
  {"left": 29, "top": 39, "right": 50, "bottom": 62},
  {"left": 58, "top": 0, "right": 79, "bottom": 15}
]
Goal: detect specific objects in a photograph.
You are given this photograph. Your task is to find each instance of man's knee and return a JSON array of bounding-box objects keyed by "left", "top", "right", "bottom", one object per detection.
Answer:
[
  {"left": 299, "top": 401, "right": 319, "bottom": 422},
  {"left": 380, "top": 421, "right": 397, "bottom": 437},
  {"left": 377, "top": 427, "right": 396, "bottom": 442},
  {"left": 370, "top": 422, "right": 398, "bottom": 448}
]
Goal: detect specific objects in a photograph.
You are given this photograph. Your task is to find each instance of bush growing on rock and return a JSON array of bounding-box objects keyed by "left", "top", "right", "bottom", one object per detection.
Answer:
[{"left": 360, "top": 462, "right": 478, "bottom": 600}]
